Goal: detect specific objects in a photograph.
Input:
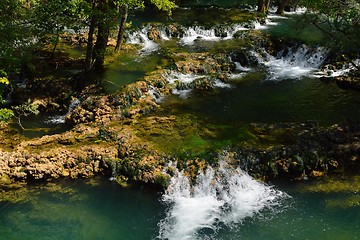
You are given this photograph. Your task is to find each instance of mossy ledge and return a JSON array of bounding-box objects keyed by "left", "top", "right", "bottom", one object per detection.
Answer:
[{"left": 1, "top": 49, "right": 360, "bottom": 188}]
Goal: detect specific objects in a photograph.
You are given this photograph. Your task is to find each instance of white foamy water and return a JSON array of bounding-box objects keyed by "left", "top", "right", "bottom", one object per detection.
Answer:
[
  {"left": 234, "top": 61, "right": 252, "bottom": 72},
  {"left": 213, "top": 79, "right": 232, "bottom": 88},
  {"left": 180, "top": 24, "right": 249, "bottom": 45},
  {"left": 164, "top": 71, "right": 206, "bottom": 85},
  {"left": 148, "top": 85, "right": 164, "bottom": 103},
  {"left": 163, "top": 71, "right": 202, "bottom": 97},
  {"left": 158, "top": 161, "right": 288, "bottom": 240},
  {"left": 254, "top": 45, "right": 327, "bottom": 80},
  {"left": 163, "top": 71, "right": 232, "bottom": 97},
  {"left": 45, "top": 98, "right": 80, "bottom": 124},
  {"left": 127, "top": 27, "right": 159, "bottom": 53},
  {"left": 181, "top": 27, "right": 219, "bottom": 44}
]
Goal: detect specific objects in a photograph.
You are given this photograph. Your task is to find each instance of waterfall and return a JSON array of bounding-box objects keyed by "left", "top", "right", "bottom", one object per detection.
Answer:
[
  {"left": 181, "top": 26, "right": 218, "bottom": 44},
  {"left": 158, "top": 160, "right": 288, "bottom": 240},
  {"left": 45, "top": 98, "right": 81, "bottom": 124},
  {"left": 127, "top": 27, "right": 159, "bottom": 53},
  {"left": 253, "top": 44, "right": 328, "bottom": 81}
]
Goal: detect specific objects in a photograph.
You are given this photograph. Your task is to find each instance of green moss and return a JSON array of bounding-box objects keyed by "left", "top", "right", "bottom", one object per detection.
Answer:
[
  {"left": 325, "top": 195, "right": 360, "bottom": 209},
  {"left": 0, "top": 184, "right": 30, "bottom": 203},
  {"left": 297, "top": 175, "right": 360, "bottom": 194}
]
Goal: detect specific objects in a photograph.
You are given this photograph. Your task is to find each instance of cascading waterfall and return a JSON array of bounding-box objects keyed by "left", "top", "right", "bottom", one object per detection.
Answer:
[
  {"left": 45, "top": 98, "right": 81, "bottom": 124},
  {"left": 158, "top": 161, "right": 289, "bottom": 240},
  {"left": 126, "top": 23, "right": 249, "bottom": 49},
  {"left": 253, "top": 44, "right": 328, "bottom": 80},
  {"left": 127, "top": 27, "right": 159, "bottom": 53}
]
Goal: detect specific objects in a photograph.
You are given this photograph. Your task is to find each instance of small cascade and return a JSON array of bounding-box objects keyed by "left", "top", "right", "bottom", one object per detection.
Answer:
[
  {"left": 45, "top": 98, "right": 81, "bottom": 124},
  {"left": 163, "top": 71, "right": 232, "bottom": 98},
  {"left": 126, "top": 27, "right": 159, "bottom": 53},
  {"left": 229, "top": 57, "right": 252, "bottom": 79},
  {"left": 164, "top": 71, "right": 206, "bottom": 85},
  {"left": 213, "top": 79, "right": 232, "bottom": 88},
  {"left": 163, "top": 71, "right": 206, "bottom": 98},
  {"left": 180, "top": 24, "right": 248, "bottom": 44},
  {"left": 148, "top": 85, "right": 164, "bottom": 103},
  {"left": 254, "top": 44, "right": 328, "bottom": 80},
  {"left": 158, "top": 160, "right": 288, "bottom": 240},
  {"left": 181, "top": 26, "right": 218, "bottom": 44}
]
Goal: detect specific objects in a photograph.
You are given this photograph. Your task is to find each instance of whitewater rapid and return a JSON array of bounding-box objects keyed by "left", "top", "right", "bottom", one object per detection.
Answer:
[{"left": 158, "top": 160, "right": 289, "bottom": 240}]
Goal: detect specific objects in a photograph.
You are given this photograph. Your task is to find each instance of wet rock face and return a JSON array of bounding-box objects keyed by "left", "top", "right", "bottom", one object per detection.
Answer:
[
  {"left": 173, "top": 52, "right": 233, "bottom": 75},
  {"left": 322, "top": 75, "right": 360, "bottom": 91},
  {"left": 235, "top": 122, "right": 360, "bottom": 180},
  {"left": 148, "top": 27, "right": 161, "bottom": 41}
]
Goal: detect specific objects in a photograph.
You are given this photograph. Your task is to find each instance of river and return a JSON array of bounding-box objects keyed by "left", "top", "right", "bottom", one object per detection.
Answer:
[{"left": 1, "top": 1, "right": 360, "bottom": 239}]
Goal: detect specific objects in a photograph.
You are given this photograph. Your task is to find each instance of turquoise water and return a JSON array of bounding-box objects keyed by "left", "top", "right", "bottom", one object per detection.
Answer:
[
  {"left": 1, "top": 177, "right": 359, "bottom": 240},
  {"left": 0, "top": 179, "right": 164, "bottom": 240}
]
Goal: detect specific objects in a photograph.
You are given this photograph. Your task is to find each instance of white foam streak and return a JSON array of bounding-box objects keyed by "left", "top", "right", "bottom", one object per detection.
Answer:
[
  {"left": 158, "top": 161, "right": 288, "bottom": 240},
  {"left": 253, "top": 19, "right": 279, "bottom": 30},
  {"left": 234, "top": 62, "right": 251, "bottom": 72},
  {"left": 213, "top": 80, "right": 232, "bottom": 88}
]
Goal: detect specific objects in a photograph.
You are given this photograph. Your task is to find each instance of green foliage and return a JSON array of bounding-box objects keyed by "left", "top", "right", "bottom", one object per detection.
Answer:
[
  {"left": 0, "top": 71, "right": 9, "bottom": 104},
  {"left": 150, "top": 0, "right": 177, "bottom": 13},
  {"left": 13, "top": 99, "right": 39, "bottom": 129},
  {"left": 300, "top": 0, "right": 360, "bottom": 53},
  {"left": 0, "top": 108, "right": 14, "bottom": 123},
  {"left": 0, "top": 70, "right": 13, "bottom": 123},
  {"left": 0, "top": 0, "right": 34, "bottom": 72}
]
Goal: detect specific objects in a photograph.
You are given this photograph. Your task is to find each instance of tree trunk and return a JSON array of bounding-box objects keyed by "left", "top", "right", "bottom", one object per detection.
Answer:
[
  {"left": 276, "top": 0, "right": 289, "bottom": 15},
  {"left": 85, "top": 1, "right": 97, "bottom": 72},
  {"left": 257, "top": 0, "right": 271, "bottom": 14},
  {"left": 115, "top": 4, "right": 128, "bottom": 52},
  {"left": 93, "top": 21, "right": 110, "bottom": 71}
]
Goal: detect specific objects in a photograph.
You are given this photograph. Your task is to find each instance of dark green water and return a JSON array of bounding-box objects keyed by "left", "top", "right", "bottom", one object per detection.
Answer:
[{"left": 160, "top": 74, "right": 360, "bottom": 126}]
